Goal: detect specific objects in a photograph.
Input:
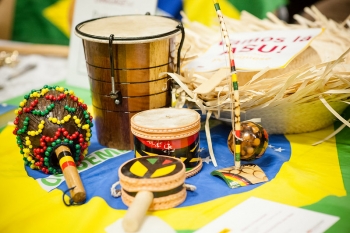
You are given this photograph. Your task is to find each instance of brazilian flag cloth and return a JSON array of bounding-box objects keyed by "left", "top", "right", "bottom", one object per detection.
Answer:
[
  {"left": 0, "top": 105, "right": 350, "bottom": 232},
  {"left": 11, "top": 0, "right": 286, "bottom": 45},
  {"left": 12, "top": 0, "right": 72, "bottom": 45},
  {"left": 158, "top": 0, "right": 287, "bottom": 25}
]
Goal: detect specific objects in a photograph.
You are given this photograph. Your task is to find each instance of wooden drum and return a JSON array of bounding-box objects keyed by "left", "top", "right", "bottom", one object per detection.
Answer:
[
  {"left": 131, "top": 108, "right": 203, "bottom": 177},
  {"left": 75, "top": 15, "right": 184, "bottom": 150}
]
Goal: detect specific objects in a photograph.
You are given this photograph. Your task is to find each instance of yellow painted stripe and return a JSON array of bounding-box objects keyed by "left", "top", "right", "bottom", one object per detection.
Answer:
[
  {"left": 135, "top": 150, "right": 142, "bottom": 158},
  {"left": 130, "top": 161, "right": 148, "bottom": 177},
  {"left": 180, "top": 157, "right": 187, "bottom": 162},
  {"left": 235, "top": 145, "right": 240, "bottom": 153},
  {"left": 151, "top": 164, "right": 176, "bottom": 178},
  {"left": 190, "top": 158, "right": 200, "bottom": 162},
  {"left": 59, "top": 155, "right": 74, "bottom": 167},
  {"left": 143, "top": 150, "right": 159, "bottom": 156},
  {"left": 190, "top": 142, "right": 198, "bottom": 152},
  {"left": 231, "top": 73, "right": 238, "bottom": 83}
]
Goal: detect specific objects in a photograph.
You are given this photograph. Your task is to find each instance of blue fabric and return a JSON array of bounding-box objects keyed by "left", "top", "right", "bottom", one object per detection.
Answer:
[
  {"left": 25, "top": 119, "right": 291, "bottom": 209},
  {"left": 157, "top": 0, "right": 183, "bottom": 20}
]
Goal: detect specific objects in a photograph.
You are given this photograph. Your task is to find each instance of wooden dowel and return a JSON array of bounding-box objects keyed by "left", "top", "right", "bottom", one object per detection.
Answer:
[
  {"left": 122, "top": 191, "right": 154, "bottom": 232},
  {"left": 55, "top": 145, "right": 86, "bottom": 203},
  {"left": 0, "top": 43, "right": 69, "bottom": 57}
]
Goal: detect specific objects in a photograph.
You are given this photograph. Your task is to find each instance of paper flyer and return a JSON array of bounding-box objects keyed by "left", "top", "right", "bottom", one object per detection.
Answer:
[
  {"left": 184, "top": 28, "right": 323, "bottom": 72},
  {"left": 194, "top": 197, "right": 339, "bottom": 233}
]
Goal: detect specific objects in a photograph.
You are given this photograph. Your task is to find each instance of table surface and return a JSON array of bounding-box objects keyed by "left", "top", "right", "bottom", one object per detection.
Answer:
[{"left": 0, "top": 55, "right": 349, "bottom": 233}]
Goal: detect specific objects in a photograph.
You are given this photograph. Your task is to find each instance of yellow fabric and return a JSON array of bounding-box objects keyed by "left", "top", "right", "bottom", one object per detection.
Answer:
[
  {"left": 154, "top": 126, "right": 346, "bottom": 231},
  {"left": 43, "top": 0, "right": 72, "bottom": 37},
  {"left": 0, "top": 123, "right": 345, "bottom": 232},
  {"left": 183, "top": 0, "right": 240, "bottom": 26}
]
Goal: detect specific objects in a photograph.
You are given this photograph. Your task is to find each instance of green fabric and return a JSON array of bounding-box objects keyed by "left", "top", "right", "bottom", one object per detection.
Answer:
[
  {"left": 228, "top": 0, "right": 287, "bottom": 19},
  {"left": 302, "top": 106, "right": 350, "bottom": 232},
  {"left": 11, "top": 0, "right": 69, "bottom": 45}
]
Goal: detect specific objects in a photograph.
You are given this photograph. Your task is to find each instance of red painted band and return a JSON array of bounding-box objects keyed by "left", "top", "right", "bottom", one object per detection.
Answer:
[
  {"left": 61, "top": 161, "right": 76, "bottom": 171},
  {"left": 235, "top": 130, "right": 241, "bottom": 137},
  {"left": 136, "top": 133, "right": 199, "bottom": 150}
]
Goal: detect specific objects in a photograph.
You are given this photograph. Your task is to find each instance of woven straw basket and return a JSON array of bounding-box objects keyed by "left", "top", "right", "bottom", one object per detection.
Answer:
[
  {"left": 173, "top": 7, "right": 350, "bottom": 135},
  {"left": 219, "top": 100, "right": 348, "bottom": 134}
]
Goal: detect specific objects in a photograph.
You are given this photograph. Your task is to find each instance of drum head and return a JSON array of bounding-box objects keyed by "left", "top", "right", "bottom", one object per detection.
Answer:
[
  {"left": 75, "top": 15, "right": 181, "bottom": 44},
  {"left": 131, "top": 108, "right": 200, "bottom": 133}
]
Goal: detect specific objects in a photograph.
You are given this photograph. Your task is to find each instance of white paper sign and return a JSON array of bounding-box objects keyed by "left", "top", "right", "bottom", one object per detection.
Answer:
[
  {"left": 184, "top": 28, "right": 323, "bottom": 72},
  {"left": 194, "top": 197, "right": 339, "bottom": 233},
  {"left": 66, "top": 0, "right": 158, "bottom": 89}
]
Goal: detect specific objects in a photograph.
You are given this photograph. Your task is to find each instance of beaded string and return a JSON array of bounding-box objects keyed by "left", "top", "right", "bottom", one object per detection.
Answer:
[
  {"left": 13, "top": 85, "right": 93, "bottom": 174},
  {"left": 212, "top": 0, "right": 242, "bottom": 169}
]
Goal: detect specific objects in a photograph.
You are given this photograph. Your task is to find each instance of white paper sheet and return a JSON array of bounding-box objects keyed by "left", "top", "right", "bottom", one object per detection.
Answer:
[{"left": 194, "top": 197, "right": 339, "bottom": 233}]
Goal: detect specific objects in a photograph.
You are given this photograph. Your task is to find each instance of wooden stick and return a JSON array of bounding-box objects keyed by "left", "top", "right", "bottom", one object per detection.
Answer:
[
  {"left": 0, "top": 43, "right": 69, "bottom": 57},
  {"left": 212, "top": 0, "right": 241, "bottom": 169},
  {"left": 122, "top": 191, "right": 154, "bottom": 232},
  {"left": 55, "top": 145, "right": 86, "bottom": 203}
]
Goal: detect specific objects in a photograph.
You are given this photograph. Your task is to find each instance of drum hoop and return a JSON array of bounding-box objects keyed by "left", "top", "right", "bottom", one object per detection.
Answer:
[
  {"left": 131, "top": 123, "right": 201, "bottom": 140},
  {"left": 75, "top": 15, "right": 182, "bottom": 43},
  {"left": 131, "top": 109, "right": 200, "bottom": 132},
  {"left": 131, "top": 130, "right": 200, "bottom": 141}
]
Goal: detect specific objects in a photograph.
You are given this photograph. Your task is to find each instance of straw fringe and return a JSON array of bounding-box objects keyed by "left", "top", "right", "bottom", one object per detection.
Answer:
[{"left": 173, "top": 7, "right": 350, "bottom": 135}]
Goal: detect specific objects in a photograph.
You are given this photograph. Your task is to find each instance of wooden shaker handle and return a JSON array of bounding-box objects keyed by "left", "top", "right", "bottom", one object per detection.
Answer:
[
  {"left": 122, "top": 191, "right": 154, "bottom": 232},
  {"left": 55, "top": 145, "right": 86, "bottom": 203}
]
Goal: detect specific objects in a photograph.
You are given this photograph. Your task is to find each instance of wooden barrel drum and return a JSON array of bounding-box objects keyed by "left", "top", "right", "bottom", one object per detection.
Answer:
[{"left": 75, "top": 15, "right": 184, "bottom": 150}]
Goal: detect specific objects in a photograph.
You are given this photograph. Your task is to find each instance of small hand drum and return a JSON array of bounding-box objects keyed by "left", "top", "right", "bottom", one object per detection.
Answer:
[
  {"left": 131, "top": 108, "right": 203, "bottom": 177},
  {"left": 118, "top": 155, "right": 186, "bottom": 232}
]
